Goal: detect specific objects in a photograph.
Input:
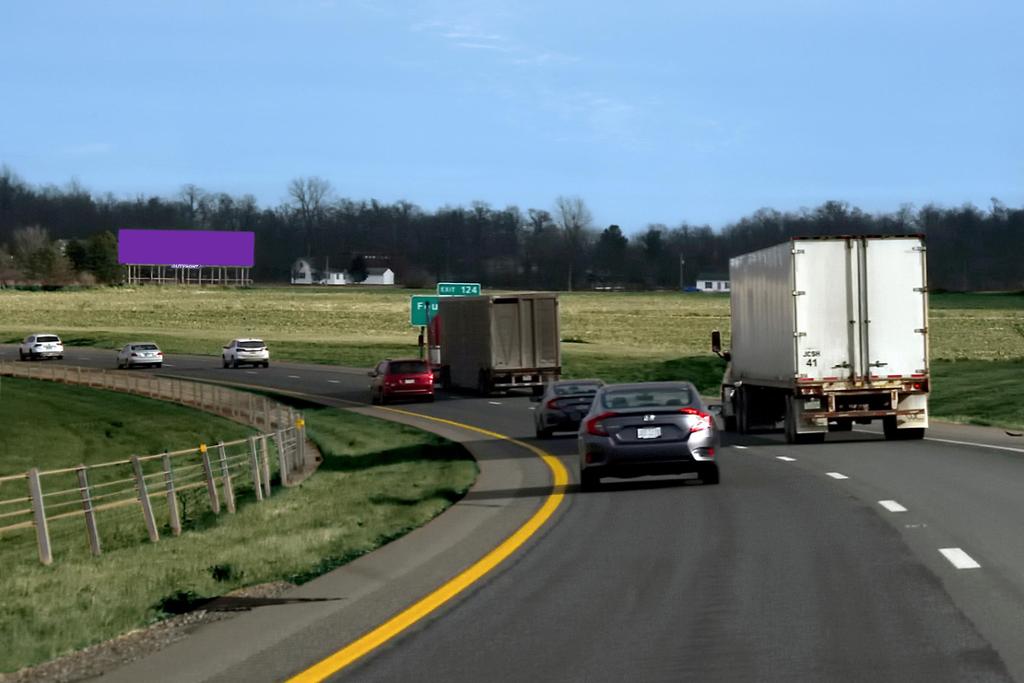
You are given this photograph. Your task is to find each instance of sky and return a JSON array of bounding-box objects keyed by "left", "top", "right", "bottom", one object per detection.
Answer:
[{"left": 1, "top": 0, "right": 1021, "bottom": 231}]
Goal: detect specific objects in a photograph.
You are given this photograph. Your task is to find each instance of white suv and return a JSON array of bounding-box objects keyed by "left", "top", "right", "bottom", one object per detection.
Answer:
[
  {"left": 19, "top": 334, "right": 64, "bottom": 361},
  {"left": 223, "top": 339, "right": 270, "bottom": 368}
]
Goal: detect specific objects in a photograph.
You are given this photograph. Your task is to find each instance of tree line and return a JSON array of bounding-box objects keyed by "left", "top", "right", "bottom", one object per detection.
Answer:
[{"left": 1, "top": 165, "right": 1021, "bottom": 291}]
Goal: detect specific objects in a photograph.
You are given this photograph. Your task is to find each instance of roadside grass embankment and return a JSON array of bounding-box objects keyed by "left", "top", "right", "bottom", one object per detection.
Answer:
[
  {"left": 0, "top": 287, "right": 1021, "bottom": 428},
  {"left": 0, "top": 378, "right": 477, "bottom": 674}
]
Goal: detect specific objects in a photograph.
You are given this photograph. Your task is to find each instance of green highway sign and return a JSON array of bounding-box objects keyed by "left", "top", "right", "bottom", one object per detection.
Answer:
[
  {"left": 410, "top": 295, "right": 440, "bottom": 326},
  {"left": 437, "top": 282, "right": 481, "bottom": 297}
]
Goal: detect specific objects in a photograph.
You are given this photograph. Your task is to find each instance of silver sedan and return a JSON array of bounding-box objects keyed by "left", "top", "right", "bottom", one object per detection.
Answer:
[
  {"left": 117, "top": 342, "right": 164, "bottom": 369},
  {"left": 577, "top": 381, "right": 719, "bottom": 489},
  {"left": 531, "top": 379, "right": 604, "bottom": 438}
]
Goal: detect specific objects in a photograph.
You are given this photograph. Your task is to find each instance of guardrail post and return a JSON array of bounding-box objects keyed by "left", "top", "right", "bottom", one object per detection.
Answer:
[
  {"left": 131, "top": 455, "right": 160, "bottom": 543},
  {"left": 27, "top": 468, "right": 53, "bottom": 565},
  {"left": 162, "top": 453, "right": 181, "bottom": 536},
  {"left": 217, "top": 442, "right": 236, "bottom": 513},
  {"left": 200, "top": 444, "right": 220, "bottom": 513},
  {"left": 274, "top": 430, "right": 289, "bottom": 486},
  {"left": 76, "top": 465, "right": 102, "bottom": 556},
  {"left": 260, "top": 435, "right": 272, "bottom": 498},
  {"left": 248, "top": 437, "right": 264, "bottom": 502},
  {"left": 296, "top": 415, "right": 307, "bottom": 471}
]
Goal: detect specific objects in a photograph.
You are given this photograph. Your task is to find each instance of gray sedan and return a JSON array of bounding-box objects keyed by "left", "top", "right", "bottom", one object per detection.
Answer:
[
  {"left": 117, "top": 342, "right": 164, "bottom": 369},
  {"left": 577, "top": 381, "right": 719, "bottom": 489},
  {"left": 531, "top": 379, "right": 604, "bottom": 438}
]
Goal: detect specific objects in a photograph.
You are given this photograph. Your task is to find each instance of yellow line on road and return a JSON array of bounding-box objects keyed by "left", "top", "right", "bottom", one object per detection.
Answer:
[
  {"left": 286, "top": 405, "right": 569, "bottom": 682},
  {"left": 157, "top": 372, "right": 570, "bottom": 679}
]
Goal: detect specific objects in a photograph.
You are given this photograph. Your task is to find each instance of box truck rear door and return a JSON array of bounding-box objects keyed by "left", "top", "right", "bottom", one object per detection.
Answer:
[
  {"left": 863, "top": 238, "right": 928, "bottom": 378},
  {"left": 793, "top": 240, "right": 854, "bottom": 381}
]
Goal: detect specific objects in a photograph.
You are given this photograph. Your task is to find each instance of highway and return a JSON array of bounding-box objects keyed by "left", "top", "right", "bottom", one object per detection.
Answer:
[{"left": 3, "top": 346, "right": 1022, "bottom": 682}]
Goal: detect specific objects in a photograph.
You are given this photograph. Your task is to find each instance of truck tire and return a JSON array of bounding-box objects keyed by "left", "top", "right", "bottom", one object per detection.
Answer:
[
  {"left": 883, "top": 417, "right": 925, "bottom": 441},
  {"left": 723, "top": 414, "right": 737, "bottom": 432},
  {"left": 477, "top": 371, "right": 492, "bottom": 397},
  {"left": 736, "top": 386, "right": 750, "bottom": 434},
  {"left": 580, "top": 468, "right": 601, "bottom": 490}
]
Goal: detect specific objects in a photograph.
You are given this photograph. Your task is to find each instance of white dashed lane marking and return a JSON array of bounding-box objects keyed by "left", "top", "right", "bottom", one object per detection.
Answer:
[
  {"left": 246, "top": 371, "right": 258, "bottom": 375},
  {"left": 288, "top": 375, "right": 301, "bottom": 379},
  {"left": 734, "top": 445, "right": 748, "bottom": 450},
  {"left": 878, "top": 500, "right": 907, "bottom": 512},
  {"left": 488, "top": 401, "right": 502, "bottom": 405},
  {"left": 939, "top": 548, "right": 981, "bottom": 569},
  {"left": 328, "top": 379, "right": 340, "bottom": 384},
  {"left": 776, "top": 456, "right": 796, "bottom": 462},
  {"left": 825, "top": 472, "right": 849, "bottom": 480}
]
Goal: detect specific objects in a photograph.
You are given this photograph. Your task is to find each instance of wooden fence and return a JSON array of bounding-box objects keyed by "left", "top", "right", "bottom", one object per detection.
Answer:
[{"left": 0, "top": 361, "right": 315, "bottom": 565}]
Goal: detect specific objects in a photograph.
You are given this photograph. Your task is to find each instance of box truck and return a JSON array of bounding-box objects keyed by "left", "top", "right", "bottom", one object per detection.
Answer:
[
  {"left": 712, "top": 235, "right": 929, "bottom": 443},
  {"left": 436, "top": 293, "right": 561, "bottom": 395}
]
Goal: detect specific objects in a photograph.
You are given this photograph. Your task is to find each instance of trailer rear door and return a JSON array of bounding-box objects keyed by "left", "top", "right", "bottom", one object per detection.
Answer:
[
  {"left": 793, "top": 240, "right": 855, "bottom": 381},
  {"left": 863, "top": 237, "right": 928, "bottom": 378}
]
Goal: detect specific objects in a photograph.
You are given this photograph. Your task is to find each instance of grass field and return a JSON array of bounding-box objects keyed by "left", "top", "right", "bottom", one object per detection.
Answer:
[
  {"left": 0, "top": 286, "right": 1022, "bottom": 426},
  {"left": 0, "top": 378, "right": 476, "bottom": 673}
]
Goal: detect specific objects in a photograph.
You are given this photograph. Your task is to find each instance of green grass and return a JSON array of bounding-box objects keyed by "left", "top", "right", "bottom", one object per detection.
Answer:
[
  {"left": 0, "top": 379, "right": 477, "bottom": 673},
  {"left": 931, "top": 359, "right": 1024, "bottom": 431}
]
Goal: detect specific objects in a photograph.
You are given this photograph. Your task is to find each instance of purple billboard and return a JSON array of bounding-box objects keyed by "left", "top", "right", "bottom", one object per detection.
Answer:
[{"left": 118, "top": 229, "right": 255, "bottom": 267}]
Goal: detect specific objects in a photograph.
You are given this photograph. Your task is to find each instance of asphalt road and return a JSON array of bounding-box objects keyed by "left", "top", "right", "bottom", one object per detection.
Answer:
[{"left": 4, "top": 346, "right": 1023, "bottom": 682}]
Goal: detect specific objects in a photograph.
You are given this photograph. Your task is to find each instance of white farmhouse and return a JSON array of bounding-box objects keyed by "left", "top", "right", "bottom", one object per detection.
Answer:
[
  {"left": 318, "top": 271, "right": 352, "bottom": 286},
  {"left": 290, "top": 258, "right": 316, "bottom": 285},
  {"left": 696, "top": 273, "right": 730, "bottom": 293},
  {"left": 363, "top": 267, "right": 395, "bottom": 286}
]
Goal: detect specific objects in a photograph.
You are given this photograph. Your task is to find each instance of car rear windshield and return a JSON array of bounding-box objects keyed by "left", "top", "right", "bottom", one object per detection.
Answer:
[
  {"left": 553, "top": 383, "right": 601, "bottom": 397},
  {"left": 389, "top": 361, "right": 429, "bottom": 374},
  {"left": 238, "top": 341, "right": 265, "bottom": 349},
  {"left": 36, "top": 336, "right": 60, "bottom": 343},
  {"left": 601, "top": 387, "right": 695, "bottom": 410},
  {"left": 132, "top": 344, "right": 159, "bottom": 351}
]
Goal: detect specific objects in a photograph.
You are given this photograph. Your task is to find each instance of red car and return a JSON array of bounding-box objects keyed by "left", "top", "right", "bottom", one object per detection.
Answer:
[{"left": 369, "top": 359, "right": 435, "bottom": 404}]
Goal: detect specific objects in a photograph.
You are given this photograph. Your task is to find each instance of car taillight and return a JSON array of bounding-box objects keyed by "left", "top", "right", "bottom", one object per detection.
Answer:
[
  {"left": 157, "top": 351, "right": 163, "bottom": 356},
  {"left": 586, "top": 411, "right": 617, "bottom": 436},
  {"left": 546, "top": 399, "right": 560, "bottom": 410},
  {"left": 680, "top": 407, "right": 712, "bottom": 433}
]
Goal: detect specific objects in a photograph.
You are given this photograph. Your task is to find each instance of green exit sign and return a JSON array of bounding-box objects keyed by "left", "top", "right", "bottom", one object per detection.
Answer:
[
  {"left": 410, "top": 295, "right": 440, "bottom": 326},
  {"left": 437, "top": 282, "right": 481, "bottom": 297}
]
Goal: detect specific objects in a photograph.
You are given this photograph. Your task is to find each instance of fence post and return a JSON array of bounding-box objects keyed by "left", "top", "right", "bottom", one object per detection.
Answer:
[
  {"left": 262, "top": 397, "right": 270, "bottom": 431},
  {"left": 217, "top": 442, "right": 236, "bottom": 513},
  {"left": 248, "top": 393, "right": 255, "bottom": 424},
  {"left": 260, "top": 435, "right": 272, "bottom": 497},
  {"left": 274, "top": 430, "right": 289, "bottom": 486},
  {"left": 248, "top": 437, "right": 263, "bottom": 502},
  {"left": 296, "top": 415, "right": 307, "bottom": 472},
  {"left": 131, "top": 455, "right": 160, "bottom": 543},
  {"left": 200, "top": 444, "right": 221, "bottom": 514},
  {"left": 162, "top": 453, "right": 181, "bottom": 536},
  {"left": 27, "top": 468, "right": 53, "bottom": 565},
  {"left": 76, "top": 466, "right": 101, "bottom": 556}
]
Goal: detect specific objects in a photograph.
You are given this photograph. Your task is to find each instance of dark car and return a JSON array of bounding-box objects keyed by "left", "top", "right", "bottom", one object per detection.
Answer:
[
  {"left": 531, "top": 379, "right": 604, "bottom": 438},
  {"left": 577, "top": 381, "right": 719, "bottom": 489},
  {"left": 369, "top": 359, "right": 435, "bottom": 404}
]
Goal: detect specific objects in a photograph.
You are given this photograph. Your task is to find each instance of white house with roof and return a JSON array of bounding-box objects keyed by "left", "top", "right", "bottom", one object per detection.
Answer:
[
  {"left": 291, "top": 258, "right": 316, "bottom": 285},
  {"left": 695, "top": 273, "right": 730, "bottom": 293},
  {"left": 363, "top": 267, "right": 395, "bottom": 286}
]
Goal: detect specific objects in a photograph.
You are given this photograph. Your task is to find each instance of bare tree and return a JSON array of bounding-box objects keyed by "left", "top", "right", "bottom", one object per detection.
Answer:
[
  {"left": 179, "top": 184, "right": 205, "bottom": 226},
  {"left": 288, "top": 176, "right": 333, "bottom": 256},
  {"left": 554, "top": 195, "right": 592, "bottom": 291}
]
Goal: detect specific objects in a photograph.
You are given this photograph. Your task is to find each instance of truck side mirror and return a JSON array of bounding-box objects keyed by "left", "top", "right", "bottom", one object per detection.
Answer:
[{"left": 711, "top": 330, "right": 722, "bottom": 354}]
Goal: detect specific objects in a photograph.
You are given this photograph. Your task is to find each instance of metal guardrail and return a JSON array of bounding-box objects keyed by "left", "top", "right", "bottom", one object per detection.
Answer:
[{"left": 0, "top": 361, "right": 313, "bottom": 565}]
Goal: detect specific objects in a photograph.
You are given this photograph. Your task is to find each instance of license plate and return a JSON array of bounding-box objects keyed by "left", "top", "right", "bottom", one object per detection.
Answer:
[
  {"left": 637, "top": 427, "right": 661, "bottom": 440},
  {"left": 403, "top": 378, "right": 415, "bottom": 384}
]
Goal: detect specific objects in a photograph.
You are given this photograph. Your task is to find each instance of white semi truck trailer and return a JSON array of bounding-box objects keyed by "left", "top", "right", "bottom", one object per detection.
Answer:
[{"left": 712, "top": 235, "right": 929, "bottom": 443}]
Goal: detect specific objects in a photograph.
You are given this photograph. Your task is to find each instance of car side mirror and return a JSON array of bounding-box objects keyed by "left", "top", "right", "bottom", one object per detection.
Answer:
[
  {"left": 707, "top": 403, "right": 723, "bottom": 416},
  {"left": 711, "top": 330, "right": 722, "bottom": 354},
  {"left": 368, "top": 371, "right": 377, "bottom": 378}
]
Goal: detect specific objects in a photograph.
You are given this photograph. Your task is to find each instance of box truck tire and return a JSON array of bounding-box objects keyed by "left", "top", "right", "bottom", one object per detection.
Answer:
[{"left": 883, "top": 417, "right": 925, "bottom": 441}]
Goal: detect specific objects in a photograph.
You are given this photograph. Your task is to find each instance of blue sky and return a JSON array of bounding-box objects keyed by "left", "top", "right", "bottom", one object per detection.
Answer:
[{"left": 1, "top": 0, "right": 1021, "bottom": 231}]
